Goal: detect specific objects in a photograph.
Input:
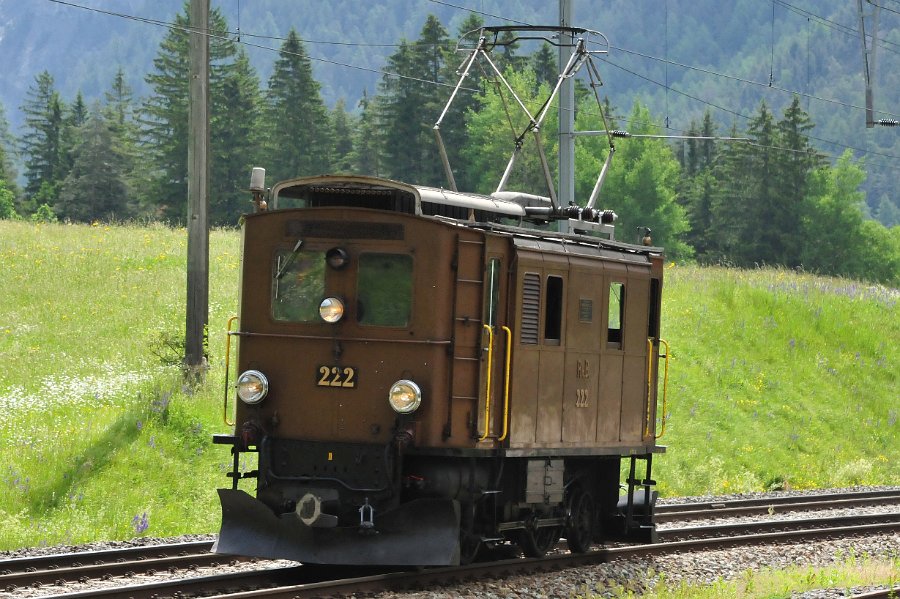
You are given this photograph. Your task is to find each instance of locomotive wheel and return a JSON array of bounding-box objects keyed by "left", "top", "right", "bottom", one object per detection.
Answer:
[
  {"left": 458, "top": 531, "right": 482, "bottom": 565},
  {"left": 517, "top": 522, "right": 561, "bottom": 558},
  {"left": 565, "top": 486, "right": 594, "bottom": 553}
]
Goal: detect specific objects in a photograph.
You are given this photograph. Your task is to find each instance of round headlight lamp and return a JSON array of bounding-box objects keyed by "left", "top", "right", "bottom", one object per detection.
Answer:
[
  {"left": 319, "top": 297, "right": 345, "bottom": 323},
  {"left": 236, "top": 370, "right": 268, "bottom": 404},
  {"left": 388, "top": 380, "right": 422, "bottom": 414}
]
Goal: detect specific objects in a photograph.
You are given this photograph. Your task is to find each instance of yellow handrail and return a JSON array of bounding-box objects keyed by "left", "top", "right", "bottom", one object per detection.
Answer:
[
  {"left": 498, "top": 326, "right": 512, "bottom": 442},
  {"left": 223, "top": 316, "right": 239, "bottom": 426},
  {"left": 478, "top": 324, "right": 494, "bottom": 441},
  {"left": 646, "top": 337, "right": 672, "bottom": 438},
  {"left": 656, "top": 338, "right": 670, "bottom": 439},
  {"left": 645, "top": 338, "right": 653, "bottom": 438}
]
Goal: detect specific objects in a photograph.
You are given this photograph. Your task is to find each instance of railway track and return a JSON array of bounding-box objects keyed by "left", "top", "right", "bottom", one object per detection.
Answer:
[
  {"left": 0, "top": 541, "right": 218, "bottom": 588},
  {"left": 3, "top": 490, "right": 898, "bottom": 598},
  {"left": 654, "top": 488, "right": 900, "bottom": 522}
]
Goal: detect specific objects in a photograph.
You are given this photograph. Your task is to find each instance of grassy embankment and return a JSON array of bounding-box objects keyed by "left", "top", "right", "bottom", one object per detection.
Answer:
[{"left": 0, "top": 220, "right": 897, "bottom": 593}]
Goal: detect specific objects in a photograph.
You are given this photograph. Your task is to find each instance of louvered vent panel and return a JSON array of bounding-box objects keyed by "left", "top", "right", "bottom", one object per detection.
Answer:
[{"left": 521, "top": 273, "right": 541, "bottom": 345}]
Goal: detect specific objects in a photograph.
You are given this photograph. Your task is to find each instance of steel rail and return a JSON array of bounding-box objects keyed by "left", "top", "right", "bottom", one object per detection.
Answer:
[
  {"left": 655, "top": 489, "right": 900, "bottom": 521},
  {"left": 658, "top": 511, "right": 900, "bottom": 541},
  {"left": 0, "top": 541, "right": 219, "bottom": 587},
  {"left": 27, "top": 518, "right": 900, "bottom": 599}
]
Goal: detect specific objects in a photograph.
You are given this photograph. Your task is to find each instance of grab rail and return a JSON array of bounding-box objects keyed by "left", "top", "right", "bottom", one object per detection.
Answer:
[
  {"left": 656, "top": 338, "right": 670, "bottom": 439},
  {"left": 498, "top": 326, "right": 512, "bottom": 442},
  {"left": 223, "top": 316, "right": 239, "bottom": 426},
  {"left": 478, "top": 324, "right": 494, "bottom": 441},
  {"left": 645, "top": 337, "right": 671, "bottom": 439}
]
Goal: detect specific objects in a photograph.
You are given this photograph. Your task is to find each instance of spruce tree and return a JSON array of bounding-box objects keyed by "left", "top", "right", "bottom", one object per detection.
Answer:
[
  {"left": 20, "top": 71, "right": 66, "bottom": 211},
  {"left": 531, "top": 43, "right": 557, "bottom": 89},
  {"left": 774, "top": 96, "right": 822, "bottom": 266},
  {"left": 350, "top": 90, "right": 383, "bottom": 176},
  {"left": 57, "top": 108, "right": 130, "bottom": 222},
  {"left": 141, "top": 4, "right": 237, "bottom": 221},
  {"left": 261, "top": 29, "right": 331, "bottom": 184},
  {"left": 0, "top": 102, "right": 18, "bottom": 200},
  {"left": 737, "top": 101, "right": 778, "bottom": 265},
  {"left": 330, "top": 98, "right": 356, "bottom": 173},
  {"left": 679, "top": 110, "right": 720, "bottom": 259},
  {"left": 61, "top": 91, "right": 89, "bottom": 177},
  {"left": 377, "top": 15, "right": 451, "bottom": 187},
  {"left": 102, "top": 68, "right": 140, "bottom": 215},
  {"left": 212, "top": 49, "right": 261, "bottom": 224},
  {"left": 708, "top": 123, "right": 749, "bottom": 263}
]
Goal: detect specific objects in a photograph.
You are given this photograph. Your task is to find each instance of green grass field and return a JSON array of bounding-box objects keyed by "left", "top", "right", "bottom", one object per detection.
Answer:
[{"left": 0, "top": 220, "right": 897, "bottom": 593}]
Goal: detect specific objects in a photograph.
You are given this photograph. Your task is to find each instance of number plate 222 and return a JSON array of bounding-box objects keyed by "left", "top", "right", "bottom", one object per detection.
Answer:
[{"left": 317, "top": 365, "right": 358, "bottom": 388}]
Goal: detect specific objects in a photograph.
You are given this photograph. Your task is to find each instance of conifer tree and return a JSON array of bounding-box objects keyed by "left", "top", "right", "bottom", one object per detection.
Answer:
[
  {"left": 350, "top": 90, "right": 383, "bottom": 176},
  {"left": 377, "top": 15, "right": 451, "bottom": 186},
  {"left": 531, "top": 43, "right": 557, "bottom": 89},
  {"left": 717, "top": 101, "right": 778, "bottom": 265},
  {"left": 261, "top": 29, "right": 331, "bottom": 184},
  {"left": 679, "top": 110, "right": 719, "bottom": 259},
  {"left": 330, "top": 98, "right": 356, "bottom": 173},
  {"left": 102, "top": 68, "right": 140, "bottom": 214},
  {"left": 212, "top": 49, "right": 261, "bottom": 224},
  {"left": 0, "top": 102, "right": 18, "bottom": 200},
  {"left": 57, "top": 108, "right": 130, "bottom": 222},
  {"left": 141, "top": 4, "right": 238, "bottom": 221},
  {"left": 20, "top": 71, "right": 66, "bottom": 211},
  {"left": 773, "top": 96, "right": 822, "bottom": 266},
  {"left": 61, "top": 91, "right": 89, "bottom": 176}
]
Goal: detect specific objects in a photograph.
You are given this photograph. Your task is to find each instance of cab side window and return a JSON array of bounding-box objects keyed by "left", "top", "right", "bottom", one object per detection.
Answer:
[
  {"left": 484, "top": 258, "right": 501, "bottom": 328},
  {"left": 544, "top": 275, "right": 563, "bottom": 345},
  {"left": 607, "top": 282, "right": 624, "bottom": 348}
]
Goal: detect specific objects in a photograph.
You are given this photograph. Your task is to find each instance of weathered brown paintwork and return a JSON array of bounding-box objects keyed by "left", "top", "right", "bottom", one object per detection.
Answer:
[
  {"left": 231, "top": 196, "right": 664, "bottom": 457},
  {"left": 217, "top": 174, "right": 666, "bottom": 565}
]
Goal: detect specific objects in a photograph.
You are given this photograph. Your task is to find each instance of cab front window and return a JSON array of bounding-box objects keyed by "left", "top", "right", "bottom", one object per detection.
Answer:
[
  {"left": 357, "top": 253, "right": 412, "bottom": 327},
  {"left": 272, "top": 249, "right": 325, "bottom": 322}
]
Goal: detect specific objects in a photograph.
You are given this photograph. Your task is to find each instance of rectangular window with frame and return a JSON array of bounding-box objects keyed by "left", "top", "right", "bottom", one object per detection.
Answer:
[
  {"left": 272, "top": 249, "right": 326, "bottom": 322},
  {"left": 357, "top": 253, "right": 413, "bottom": 327},
  {"left": 483, "top": 258, "right": 501, "bottom": 328},
  {"left": 544, "top": 275, "right": 563, "bottom": 345},
  {"left": 607, "top": 282, "right": 624, "bottom": 347}
]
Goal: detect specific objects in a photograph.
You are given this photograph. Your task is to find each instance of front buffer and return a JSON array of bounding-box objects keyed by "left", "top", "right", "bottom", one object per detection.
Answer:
[{"left": 213, "top": 488, "right": 462, "bottom": 566}]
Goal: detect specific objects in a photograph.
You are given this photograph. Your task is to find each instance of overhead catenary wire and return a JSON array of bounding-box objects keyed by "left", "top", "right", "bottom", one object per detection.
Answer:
[{"left": 42, "top": 0, "right": 900, "bottom": 172}]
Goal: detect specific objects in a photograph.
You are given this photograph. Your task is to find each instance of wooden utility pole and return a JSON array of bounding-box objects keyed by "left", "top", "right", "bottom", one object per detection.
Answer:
[{"left": 185, "top": 0, "right": 210, "bottom": 374}]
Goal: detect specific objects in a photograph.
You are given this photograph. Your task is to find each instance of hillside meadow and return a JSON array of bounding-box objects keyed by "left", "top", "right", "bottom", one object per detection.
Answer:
[{"left": 0, "top": 220, "right": 898, "bottom": 553}]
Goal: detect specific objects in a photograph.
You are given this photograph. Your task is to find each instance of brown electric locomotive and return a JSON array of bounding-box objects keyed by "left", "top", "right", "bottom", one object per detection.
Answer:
[{"left": 213, "top": 25, "right": 670, "bottom": 566}]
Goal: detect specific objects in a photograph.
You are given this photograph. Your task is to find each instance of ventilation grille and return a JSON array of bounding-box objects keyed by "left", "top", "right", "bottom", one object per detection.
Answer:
[{"left": 521, "top": 273, "right": 541, "bottom": 345}]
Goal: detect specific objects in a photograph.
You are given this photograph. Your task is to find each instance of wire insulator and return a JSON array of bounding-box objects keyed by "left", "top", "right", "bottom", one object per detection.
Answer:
[{"left": 877, "top": 119, "right": 899, "bottom": 127}]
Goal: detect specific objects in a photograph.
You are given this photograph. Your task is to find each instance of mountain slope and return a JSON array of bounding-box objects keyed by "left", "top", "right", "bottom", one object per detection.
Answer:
[{"left": 0, "top": 0, "right": 897, "bottom": 219}]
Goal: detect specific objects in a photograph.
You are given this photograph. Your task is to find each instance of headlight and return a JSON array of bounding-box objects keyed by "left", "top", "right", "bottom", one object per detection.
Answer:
[
  {"left": 388, "top": 380, "right": 422, "bottom": 414},
  {"left": 319, "top": 297, "right": 345, "bottom": 323},
  {"left": 236, "top": 370, "right": 268, "bottom": 404}
]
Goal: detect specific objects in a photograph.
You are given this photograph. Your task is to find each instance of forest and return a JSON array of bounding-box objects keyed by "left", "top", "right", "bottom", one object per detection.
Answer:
[{"left": 0, "top": 5, "right": 897, "bottom": 285}]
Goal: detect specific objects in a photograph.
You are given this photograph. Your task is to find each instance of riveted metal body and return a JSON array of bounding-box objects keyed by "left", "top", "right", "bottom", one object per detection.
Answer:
[{"left": 213, "top": 175, "right": 666, "bottom": 566}]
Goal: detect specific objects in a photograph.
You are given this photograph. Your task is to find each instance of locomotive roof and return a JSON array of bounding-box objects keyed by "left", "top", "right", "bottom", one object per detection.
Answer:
[
  {"left": 272, "top": 174, "right": 527, "bottom": 217},
  {"left": 265, "top": 174, "right": 662, "bottom": 259}
]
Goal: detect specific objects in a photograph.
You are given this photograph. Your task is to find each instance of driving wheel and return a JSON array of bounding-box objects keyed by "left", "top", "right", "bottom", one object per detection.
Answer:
[
  {"left": 565, "top": 486, "right": 594, "bottom": 553},
  {"left": 517, "top": 517, "right": 560, "bottom": 557}
]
